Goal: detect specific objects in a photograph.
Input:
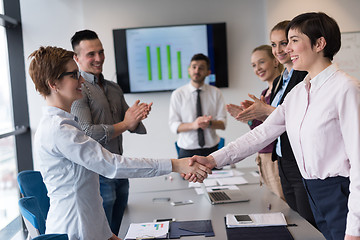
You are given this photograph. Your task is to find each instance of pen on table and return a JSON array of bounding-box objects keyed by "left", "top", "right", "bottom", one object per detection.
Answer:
[
  {"left": 287, "top": 223, "right": 298, "bottom": 227},
  {"left": 268, "top": 203, "right": 271, "bottom": 210},
  {"left": 211, "top": 187, "right": 228, "bottom": 191}
]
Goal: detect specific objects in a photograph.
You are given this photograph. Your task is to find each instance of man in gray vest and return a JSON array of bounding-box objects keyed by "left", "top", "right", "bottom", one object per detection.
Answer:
[{"left": 71, "top": 29, "right": 151, "bottom": 236}]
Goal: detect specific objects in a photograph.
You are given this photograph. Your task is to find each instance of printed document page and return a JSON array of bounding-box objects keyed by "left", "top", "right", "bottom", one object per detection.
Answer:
[{"left": 125, "top": 221, "right": 169, "bottom": 239}]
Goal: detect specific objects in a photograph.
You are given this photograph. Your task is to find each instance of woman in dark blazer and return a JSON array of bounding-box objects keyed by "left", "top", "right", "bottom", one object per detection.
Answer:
[{"left": 229, "top": 21, "right": 316, "bottom": 227}]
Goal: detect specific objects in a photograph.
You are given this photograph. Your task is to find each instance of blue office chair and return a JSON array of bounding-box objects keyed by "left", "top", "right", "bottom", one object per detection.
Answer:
[
  {"left": 32, "top": 234, "right": 68, "bottom": 240},
  {"left": 218, "top": 137, "right": 225, "bottom": 149},
  {"left": 175, "top": 141, "right": 180, "bottom": 157},
  {"left": 175, "top": 137, "right": 225, "bottom": 157},
  {"left": 17, "top": 170, "right": 50, "bottom": 220},
  {"left": 18, "top": 196, "right": 46, "bottom": 238}
]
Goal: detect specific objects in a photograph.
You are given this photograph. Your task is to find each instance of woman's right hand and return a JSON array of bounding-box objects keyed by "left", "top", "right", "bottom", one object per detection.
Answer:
[{"left": 171, "top": 158, "right": 211, "bottom": 182}]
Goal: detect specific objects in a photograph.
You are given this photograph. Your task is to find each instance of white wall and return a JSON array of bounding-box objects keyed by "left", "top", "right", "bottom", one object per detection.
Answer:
[
  {"left": 21, "top": 0, "right": 268, "bottom": 168},
  {"left": 266, "top": 0, "right": 360, "bottom": 34},
  {"left": 20, "top": 0, "right": 360, "bottom": 169}
]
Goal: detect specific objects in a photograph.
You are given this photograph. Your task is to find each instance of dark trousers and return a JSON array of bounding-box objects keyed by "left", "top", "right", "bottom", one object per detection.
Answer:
[
  {"left": 99, "top": 176, "right": 129, "bottom": 235},
  {"left": 277, "top": 156, "right": 316, "bottom": 227},
  {"left": 179, "top": 144, "right": 218, "bottom": 158},
  {"left": 303, "top": 176, "right": 349, "bottom": 240}
]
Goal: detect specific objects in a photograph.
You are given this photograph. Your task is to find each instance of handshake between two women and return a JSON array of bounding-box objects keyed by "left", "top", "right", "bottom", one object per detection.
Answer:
[{"left": 173, "top": 155, "right": 217, "bottom": 183}]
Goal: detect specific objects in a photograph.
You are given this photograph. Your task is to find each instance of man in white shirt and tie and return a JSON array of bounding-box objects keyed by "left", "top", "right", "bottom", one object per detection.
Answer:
[{"left": 169, "top": 53, "right": 226, "bottom": 158}]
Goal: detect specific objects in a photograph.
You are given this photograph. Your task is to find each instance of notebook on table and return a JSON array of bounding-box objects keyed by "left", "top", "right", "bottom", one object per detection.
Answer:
[
  {"left": 224, "top": 213, "right": 293, "bottom": 240},
  {"left": 200, "top": 183, "right": 249, "bottom": 204},
  {"left": 225, "top": 225, "right": 294, "bottom": 240}
]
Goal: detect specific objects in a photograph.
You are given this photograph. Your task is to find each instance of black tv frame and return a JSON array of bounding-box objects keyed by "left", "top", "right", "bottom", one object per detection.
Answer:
[{"left": 113, "top": 22, "right": 228, "bottom": 93}]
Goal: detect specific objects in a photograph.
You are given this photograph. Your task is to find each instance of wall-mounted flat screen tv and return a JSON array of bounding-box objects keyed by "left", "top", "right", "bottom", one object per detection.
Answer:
[{"left": 113, "top": 22, "right": 228, "bottom": 93}]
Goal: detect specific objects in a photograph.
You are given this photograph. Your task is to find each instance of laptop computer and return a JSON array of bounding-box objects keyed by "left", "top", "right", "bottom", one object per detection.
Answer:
[{"left": 201, "top": 183, "right": 249, "bottom": 205}]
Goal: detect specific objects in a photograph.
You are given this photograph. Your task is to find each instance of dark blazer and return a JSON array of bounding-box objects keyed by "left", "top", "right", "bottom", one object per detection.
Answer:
[{"left": 270, "top": 70, "right": 307, "bottom": 162}]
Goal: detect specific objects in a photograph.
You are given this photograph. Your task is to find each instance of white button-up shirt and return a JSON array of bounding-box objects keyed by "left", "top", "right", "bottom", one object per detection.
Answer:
[
  {"left": 211, "top": 64, "right": 360, "bottom": 236},
  {"left": 34, "top": 106, "right": 172, "bottom": 240},
  {"left": 169, "top": 83, "right": 226, "bottom": 149}
]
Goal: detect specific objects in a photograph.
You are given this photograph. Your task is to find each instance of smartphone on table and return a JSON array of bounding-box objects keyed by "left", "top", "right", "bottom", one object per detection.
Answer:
[{"left": 234, "top": 214, "right": 253, "bottom": 223}]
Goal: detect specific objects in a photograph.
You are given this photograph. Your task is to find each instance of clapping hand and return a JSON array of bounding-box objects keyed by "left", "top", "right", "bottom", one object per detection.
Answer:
[
  {"left": 226, "top": 104, "right": 243, "bottom": 119},
  {"left": 141, "top": 102, "right": 153, "bottom": 120},
  {"left": 193, "top": 115, "right": 212, "bottom": 130},
  {"left": 124, "top": 100, "right": 153, "bottom": 131},
  {"left": 236, "top": 94, "right": 275, "bottom": 122}
]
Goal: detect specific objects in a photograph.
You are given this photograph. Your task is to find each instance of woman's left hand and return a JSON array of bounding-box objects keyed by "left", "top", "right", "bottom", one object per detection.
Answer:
[{"left": 345, "top": 235, "right": 360, "bottom": 240}]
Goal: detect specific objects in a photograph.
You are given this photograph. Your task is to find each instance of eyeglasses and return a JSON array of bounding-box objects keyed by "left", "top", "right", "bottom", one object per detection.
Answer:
[{"left": 58, "top": 70, "right": 81, "bottom": 80}]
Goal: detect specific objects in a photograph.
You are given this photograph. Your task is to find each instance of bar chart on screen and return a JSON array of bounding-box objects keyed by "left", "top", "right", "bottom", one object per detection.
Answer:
[
  {"left": 145, "top": 44, "right": 184, "bottom": 81},
  {"left": 126, "top": 25, "right": 209, "bottom": 92}
]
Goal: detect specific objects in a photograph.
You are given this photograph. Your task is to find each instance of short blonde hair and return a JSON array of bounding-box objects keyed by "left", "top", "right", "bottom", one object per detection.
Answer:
[{"left": 28, "top": 46, "right": 74, "bottom": 97}]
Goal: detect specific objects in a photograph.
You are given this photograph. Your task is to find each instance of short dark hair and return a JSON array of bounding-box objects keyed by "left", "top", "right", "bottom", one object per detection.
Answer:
[
  {"left": 71, "top": 29, "right": 99, "bottom": 51},
  {"left": 286, "top": 12, "right": 341, "bottom": 61},
  {"left": 190, "top": 53, "right": 210, "bottom": 69}
]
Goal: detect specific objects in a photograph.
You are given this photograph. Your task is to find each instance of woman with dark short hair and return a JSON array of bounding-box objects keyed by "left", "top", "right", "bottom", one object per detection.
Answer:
[
  {"left": 190, "top": 12, "right": 360, "bottom": 240},
  {"left": 285, "top": 12, "right": 359, "bottom": 240},
  {"left": 226, "top": 20, "right": 316, "bottom": 228}
]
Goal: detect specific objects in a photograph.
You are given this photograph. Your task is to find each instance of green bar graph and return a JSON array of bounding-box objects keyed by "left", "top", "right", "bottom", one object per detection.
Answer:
[
  {"left": 177, "top": 51, "right": 182, "bottom": 79},
  {"left": 156, "top": 46, "right": 162, "bottom": 80},
  {"left": 167, "top": 45, "right": 172, "bottom": 79},
  {"left": 146, "top": 46, "right": 182, "bottom": 81},
  {"left": 146, "top": 46, "right": 152, "bottom": 81}
]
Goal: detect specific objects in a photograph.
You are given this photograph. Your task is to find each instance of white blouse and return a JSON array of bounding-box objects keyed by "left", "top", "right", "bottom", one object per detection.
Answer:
[
  {"left": 212, "top": 64, "right": 360, "bottom": 236},
  {"left": 34, "top": 106, "right": 172, "bottom": 240}
]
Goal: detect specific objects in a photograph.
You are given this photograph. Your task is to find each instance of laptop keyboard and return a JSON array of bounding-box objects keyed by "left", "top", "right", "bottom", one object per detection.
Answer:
[{"left": 209, "top": 191, "right": 231, "bottom": 201}]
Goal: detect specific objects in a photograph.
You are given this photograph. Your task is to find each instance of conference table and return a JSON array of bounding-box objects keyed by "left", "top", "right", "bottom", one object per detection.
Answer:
[{"left": 118, "top": 167, "right": 325, "bottom": 240}]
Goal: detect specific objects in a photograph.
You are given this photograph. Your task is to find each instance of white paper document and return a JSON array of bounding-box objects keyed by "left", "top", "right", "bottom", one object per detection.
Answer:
[
  {"left": 217, "top": 176, "right": 248, "bottom": 185},
  {"left": 125, "top": 221, "right": 169, "bottom": 239},
  {"left": 188, "top": 178, "right": 218, "bottom": 188},
  {"left": 233, "top": 170, "right": 245, "bottom": 176},
  {"left": 207, "top": 170, "right": 234, "bottom": 178},
  {"left": 226, "top": 212, "right": 287, "bottom": 228}
]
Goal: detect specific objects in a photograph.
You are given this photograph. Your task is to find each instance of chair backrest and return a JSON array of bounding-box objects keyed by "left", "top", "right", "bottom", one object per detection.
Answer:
[
  {"left": 32, "top": 234, "right": 69, "bottom": 240},
  {"left": 17, "top": 170, "right": 50, "bottom": 219},
  {"left": 18, "top": 196, "right": 46, "bottom": 238},
  {"left": 218, "top": 137, "right": 225, "bottom": 149},
  {"left": 175, "top": 141, "right": 180, "bottom": 157}
]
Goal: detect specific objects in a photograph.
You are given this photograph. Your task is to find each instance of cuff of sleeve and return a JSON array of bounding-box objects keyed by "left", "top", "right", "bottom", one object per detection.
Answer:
[
  {"left": 170, "top": 122, "right": 181, "bottom": 134},
  {"left": 159, "top": 159, "right": 173, "bottom": 175},
  {"left": 103, "top": 124, "right": 115, "bottom": 144},
  {"left": 210, "top": 149, "right": 226, "bottom": 168},
  {"left": 104, "top": 228, "right": 113, "bottom": 240},
  {"left": 346, "top": 214, "right": 360, "bottom": 237},
  {"left": 216, "top": 118, "right": 227, "bottom": 128},
  {"left": 129, "top": 122, "right": 147, "bottom": 134}
]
